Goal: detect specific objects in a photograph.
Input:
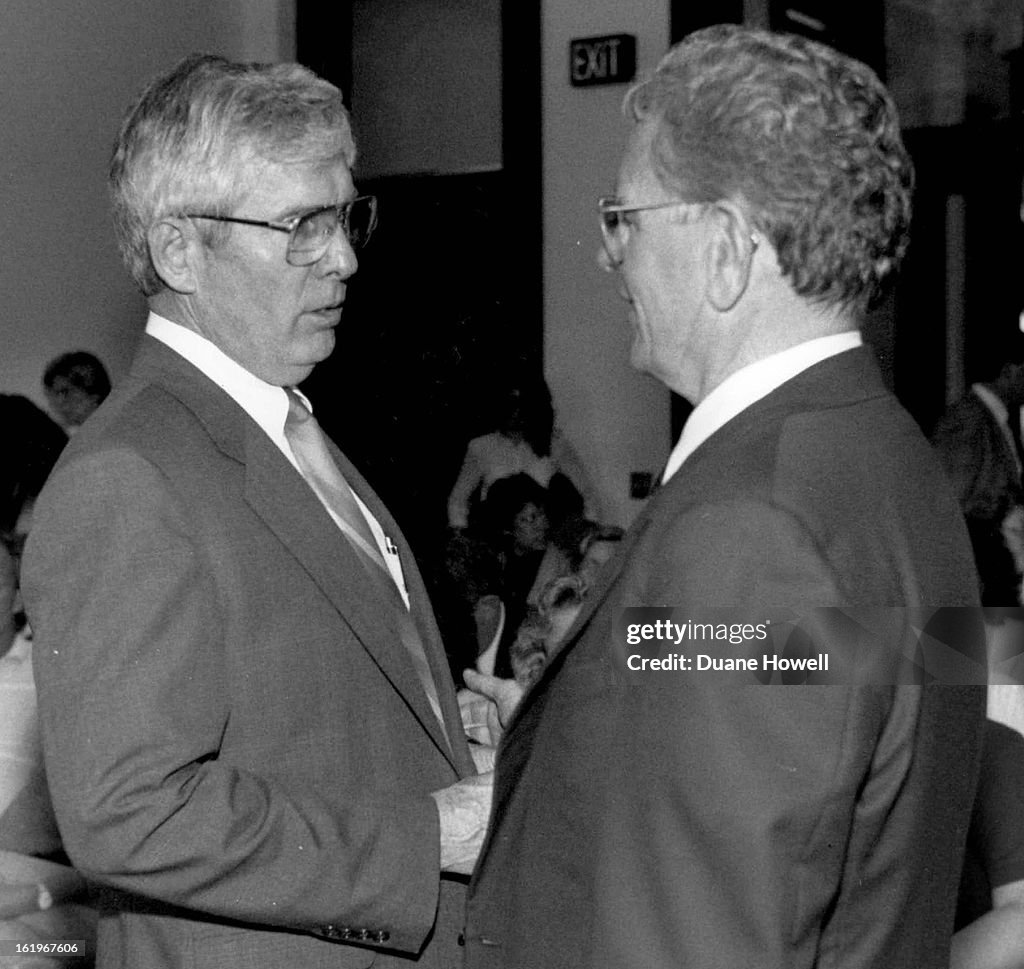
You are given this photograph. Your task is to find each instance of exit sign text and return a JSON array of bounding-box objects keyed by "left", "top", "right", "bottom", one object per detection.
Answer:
[{"left": 569, "top": 34, "right": 636, "bottom": 87}]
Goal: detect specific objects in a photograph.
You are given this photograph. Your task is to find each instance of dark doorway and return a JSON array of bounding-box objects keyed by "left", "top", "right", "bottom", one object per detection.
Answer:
[{"left": 895, "top": 120, "right": 1024, "bottom": 433}]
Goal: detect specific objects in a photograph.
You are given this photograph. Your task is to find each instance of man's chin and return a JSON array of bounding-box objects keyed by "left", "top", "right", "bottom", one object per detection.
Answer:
[
  {"left": 304, "top": 329, "right": 337, "bottom": 366},
  {"left": 278, "top": 338, "right": 335, "bottom": 387},
  {"left": 316, "top": 327, "right": 337, "bottom": 357}
]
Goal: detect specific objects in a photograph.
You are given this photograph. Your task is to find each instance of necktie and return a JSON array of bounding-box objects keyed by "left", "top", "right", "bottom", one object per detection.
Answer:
[
  {"left": 284, "top": 390, "right": 386, "bottom": 571},
  {"left": 283, "top": 390, "right": 448, "bottom": 741}
]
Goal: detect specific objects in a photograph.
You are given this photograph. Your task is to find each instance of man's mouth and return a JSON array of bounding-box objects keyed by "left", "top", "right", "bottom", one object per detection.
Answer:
[{"left": 311, "top": 301, "right": 344, "bottom": 318}]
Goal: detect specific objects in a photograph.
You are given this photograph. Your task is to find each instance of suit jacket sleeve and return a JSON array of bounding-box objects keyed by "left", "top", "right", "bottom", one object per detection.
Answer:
[{"left": 24, "top": 447, "right": 442, "bottom": 954}]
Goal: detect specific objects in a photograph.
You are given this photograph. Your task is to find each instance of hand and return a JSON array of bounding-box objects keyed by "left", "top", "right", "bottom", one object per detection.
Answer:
[
  {"left": 430, "top": 772, "right": 494, "bottom": 875},
  {"left": 458, "top": 686, "right": 499, "bottom": 746},
  {"left": 468, "top": 741, "right": 496, "bottom": 774},
  {"left": 458, "top": 671, "right": 525, "bottom": 746}
]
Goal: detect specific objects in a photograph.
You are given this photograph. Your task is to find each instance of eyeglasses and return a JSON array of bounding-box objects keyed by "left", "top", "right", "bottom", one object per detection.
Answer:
[
  {"left": 598, "top": 195, "right": 759, "bottom": 268},
  {"left": 598, "top": 196, "right": 699, "bottom": 267},
  {"left": 186, "top": 195, "right": 378, "bottom": 266}
]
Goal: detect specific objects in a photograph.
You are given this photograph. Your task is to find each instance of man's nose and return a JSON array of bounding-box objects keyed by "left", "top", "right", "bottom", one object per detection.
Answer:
[{"left": 318, "top": 227, "right": 359, "bottom": 277}]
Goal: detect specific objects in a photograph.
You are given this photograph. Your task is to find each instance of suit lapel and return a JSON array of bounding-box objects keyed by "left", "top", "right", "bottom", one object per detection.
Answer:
[
  {"left": 322, "top": 439, "right": 475, "bottom": 776},
  {"left": 245, "top": 426, "right": 465, "bottom": 773},
  {"left": 134, "top": 339, "right": 467, "bottom": 775}
]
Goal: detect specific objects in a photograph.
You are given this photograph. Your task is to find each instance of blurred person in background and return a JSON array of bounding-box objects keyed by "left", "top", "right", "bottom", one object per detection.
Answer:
[
  {"left": 932, "top": 346, "right": 1024, "bottom": 741},
  {"left": 932, "top": 344, "right": 1024, "bottom": 607},
  {"left": 41, "top": 352, "right": 111, "bottom": 435},
  {"left": 446, "top": 379, "right": 598, "bottom": 532},
  {"left": 951, "top": 718, "right": 1024, "bottom": 969}
]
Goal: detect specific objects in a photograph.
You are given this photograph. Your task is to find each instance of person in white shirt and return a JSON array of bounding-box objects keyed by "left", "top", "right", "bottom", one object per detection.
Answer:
[{"left": 932, "top": 349, "right": 1024, "bottom": 606}]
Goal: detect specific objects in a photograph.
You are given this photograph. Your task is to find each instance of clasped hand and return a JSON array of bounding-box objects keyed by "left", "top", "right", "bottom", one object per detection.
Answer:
[
  {"left": 430, "top": 671, "right": 525, "bottom": 875},
  {"left": 457, "top": 669, "right": 524, "bottom": 747}
]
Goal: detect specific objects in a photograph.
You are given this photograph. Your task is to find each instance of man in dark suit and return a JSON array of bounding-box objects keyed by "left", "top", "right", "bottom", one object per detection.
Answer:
[
  {"left": 22, "top": 54, "right": 491, "bottom": 969},
  {"left": 462, "top": 25, "right": 986, "bottom": 969}
]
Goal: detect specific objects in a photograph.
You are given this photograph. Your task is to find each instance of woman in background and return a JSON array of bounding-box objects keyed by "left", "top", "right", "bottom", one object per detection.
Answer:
[{"left": 446, "top": 380, "right": 599, "bottom": 531}]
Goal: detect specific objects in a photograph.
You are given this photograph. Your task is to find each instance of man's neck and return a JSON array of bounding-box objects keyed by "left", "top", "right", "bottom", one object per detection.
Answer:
[
  {"left": 148, "top": 290, "right": 192, "bottom": 329},
  {"left": 692, "top": 294, "right": 857, "bottom": 405}
]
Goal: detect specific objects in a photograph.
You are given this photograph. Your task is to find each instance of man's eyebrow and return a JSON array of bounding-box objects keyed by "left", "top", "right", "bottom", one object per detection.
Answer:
[{"left": 272, "top": 201, "right": 333, "bottom": 222}]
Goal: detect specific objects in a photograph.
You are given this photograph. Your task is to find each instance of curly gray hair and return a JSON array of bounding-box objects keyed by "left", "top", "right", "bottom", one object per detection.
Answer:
[{"left": 626, "top": 25, "right": 913, "bottom": 314}]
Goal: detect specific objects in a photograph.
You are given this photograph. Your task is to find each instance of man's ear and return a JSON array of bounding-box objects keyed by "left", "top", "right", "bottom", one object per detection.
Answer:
[
  {"left": 147, "top": 218, "right": 199, "bottom": 294},
  {"left": 704, "top": 202, "right": 758, "bottom": 311}
]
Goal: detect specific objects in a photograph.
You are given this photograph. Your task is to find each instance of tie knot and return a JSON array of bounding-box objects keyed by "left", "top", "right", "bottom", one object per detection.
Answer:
[{"left": 285, "top": 388, "right": 313, "bottom": 427}]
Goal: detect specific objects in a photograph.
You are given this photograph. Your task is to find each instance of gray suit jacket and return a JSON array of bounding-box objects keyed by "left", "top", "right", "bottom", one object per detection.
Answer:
[{"left": 23, "top": 335, "right": 476, "bottom": 969}]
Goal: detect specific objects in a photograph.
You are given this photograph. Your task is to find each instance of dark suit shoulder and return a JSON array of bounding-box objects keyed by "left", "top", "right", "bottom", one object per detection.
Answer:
[
  {"left": 665, "top": 355, "right": 977, "bottom": 605},
  {"left": 677, "top": 358, "right": 934, "bottom": 513}
]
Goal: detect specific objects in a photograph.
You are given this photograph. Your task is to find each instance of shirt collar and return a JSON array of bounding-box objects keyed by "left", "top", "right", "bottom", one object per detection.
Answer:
[
  {"left": 144, "top": 311, "right": 296, "bottom": 442},
  {"left": 662, "top": 330, "right": 863, "bottom": 484}
]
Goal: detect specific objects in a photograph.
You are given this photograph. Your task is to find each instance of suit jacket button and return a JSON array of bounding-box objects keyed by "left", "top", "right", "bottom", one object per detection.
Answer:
[{"left": 457, "top": 932, "right": 465, "bottom": 946}]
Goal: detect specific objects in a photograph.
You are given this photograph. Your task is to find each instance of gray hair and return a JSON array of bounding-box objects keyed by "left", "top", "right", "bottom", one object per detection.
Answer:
[
  {"left": 625, "top": 25, "right": 913, "bottom": 314},
  {"left": 110, "top": 53, "right": 356, "bottom": 296}
]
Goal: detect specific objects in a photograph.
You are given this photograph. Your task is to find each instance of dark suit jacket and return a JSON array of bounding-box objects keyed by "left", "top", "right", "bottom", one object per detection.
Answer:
[
  {"left": 463, "top": 347, "right": 986, "bottom": 969},
  {"left": 22, "top": 335, "right": 477, "bottom": 969}
]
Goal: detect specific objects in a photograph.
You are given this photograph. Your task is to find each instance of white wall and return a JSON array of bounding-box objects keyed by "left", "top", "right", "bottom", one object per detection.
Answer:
[
  {"left": 542, "top": 0, "right": 671, "bottom": 526},
  {"left": 0, "top": 0, "right": 292, "bottom": 407}
]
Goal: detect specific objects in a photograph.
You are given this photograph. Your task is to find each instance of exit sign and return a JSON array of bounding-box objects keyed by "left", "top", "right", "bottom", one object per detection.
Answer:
[{"left": 569, "top": 34, "right": 636, "bottom": 87}]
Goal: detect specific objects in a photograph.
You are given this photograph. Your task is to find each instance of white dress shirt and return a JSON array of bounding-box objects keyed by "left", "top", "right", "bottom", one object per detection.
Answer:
[
  {"left": 146, "top": 313, "right": 411, "bottom": 606},
  {"left": 662, "top": 331, "right": 864, "bottom": 484},
  {"left": 0, "top": 631, "right": 37, "bottom": 818}
]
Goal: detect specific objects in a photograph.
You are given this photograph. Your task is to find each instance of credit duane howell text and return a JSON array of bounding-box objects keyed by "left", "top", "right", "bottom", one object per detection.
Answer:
[{"left": 626, "top": 653, "right": 830, "bottom": 672}]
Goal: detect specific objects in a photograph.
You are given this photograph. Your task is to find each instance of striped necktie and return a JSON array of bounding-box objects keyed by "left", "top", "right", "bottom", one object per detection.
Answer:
[{"left": 284, "top": 390, "right": 387, "bottom": 570}]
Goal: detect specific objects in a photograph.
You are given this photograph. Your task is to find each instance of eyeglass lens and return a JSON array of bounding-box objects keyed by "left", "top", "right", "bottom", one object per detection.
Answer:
[
  {"left": 598, "top": 203, "right": 625, "bottom": 264},
  {"left": 289, "top": 197, "right": 378, "bottom": 260},
  {"left": 601, "top": 210, "right": 623, "bottom": 235}
]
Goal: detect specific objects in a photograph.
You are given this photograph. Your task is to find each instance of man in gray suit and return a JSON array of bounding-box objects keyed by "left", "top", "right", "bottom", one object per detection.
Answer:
[{"left": 23, "top": 53, "right": 490, "bottom": 969}]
